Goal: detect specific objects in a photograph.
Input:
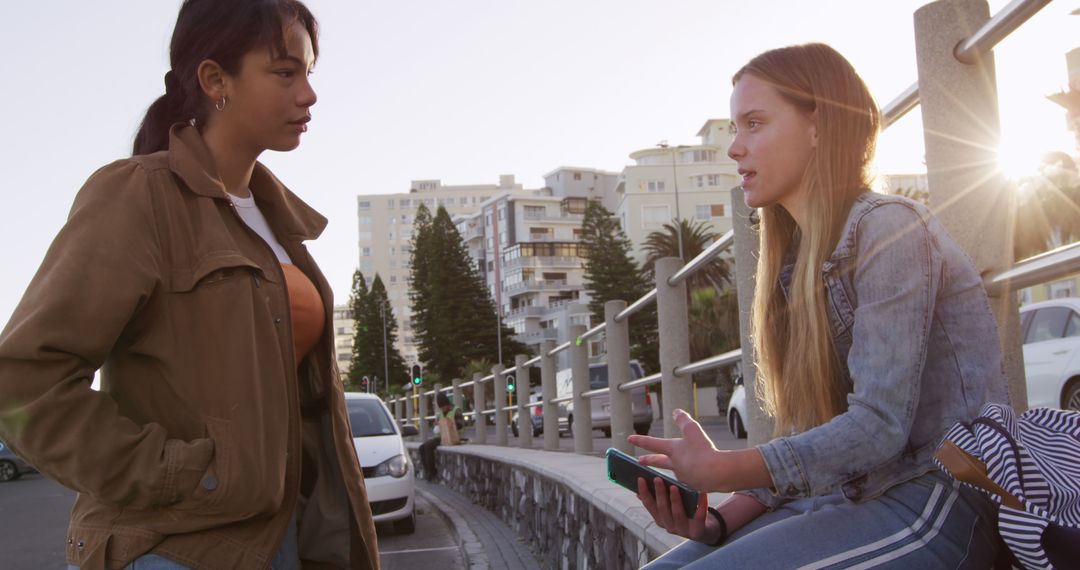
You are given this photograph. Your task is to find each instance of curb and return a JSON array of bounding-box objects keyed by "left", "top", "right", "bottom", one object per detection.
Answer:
[{"left": 416, "top": 482, "right": 488, "bottom": 570}]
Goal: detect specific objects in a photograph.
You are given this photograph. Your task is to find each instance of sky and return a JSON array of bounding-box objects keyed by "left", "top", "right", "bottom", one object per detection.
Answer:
[{"left": 0, "top": 0, "right": 1075, "bottom": 326}]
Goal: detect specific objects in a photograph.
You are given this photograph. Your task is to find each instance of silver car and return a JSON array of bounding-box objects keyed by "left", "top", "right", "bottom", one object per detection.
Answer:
[{"left": 562, "top": 361, "right": 654, "bottom": 437}]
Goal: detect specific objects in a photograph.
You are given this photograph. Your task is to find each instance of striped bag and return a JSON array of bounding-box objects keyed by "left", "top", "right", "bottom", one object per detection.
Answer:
[{"left": 934, "top": 403, "right": 1080, "bottom": 570}]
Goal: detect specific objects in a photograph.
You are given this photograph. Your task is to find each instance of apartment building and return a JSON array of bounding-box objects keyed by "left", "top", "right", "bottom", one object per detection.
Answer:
[
  {"left": 356, "top": 176, "right": 532, "bottom": 365},
  {"left": 332, "top": 304, "right": 354, "bottom": 382},
  {"left": 613, "top": 119, "right": 741, "bottom": 266}
]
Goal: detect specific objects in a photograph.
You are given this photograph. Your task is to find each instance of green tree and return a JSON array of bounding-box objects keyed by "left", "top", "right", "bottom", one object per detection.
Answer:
[
  {"left": 642, "top": 218, "right": 732, "bottom": 294},
  {"left": 1013, "top": 153, "right": 1080, "bottom": 260},
  {"left": 409, "top": 206, "right": 529, "bottom": 382},
  {"left": 366, "top": 275, "right": 410, "bottom": 394},
  {"left": 579, "top": 201, "right": 659, "bottom": 373},
  {"left": 688, "top": 286, "right": 742, "bottom": 410},
  {"left": 346, "top": 270, "right": 375, "bottom": 391}
]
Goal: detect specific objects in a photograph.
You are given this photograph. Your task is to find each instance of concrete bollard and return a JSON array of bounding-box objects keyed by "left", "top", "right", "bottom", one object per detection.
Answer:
[
  {"left": 516, "top": 354, "right": 533, "bottom": 448},
  {"left": 655, "top": 257, "right": 691, "bottom": 438},
  {"left": 493, "top": 364, "right": 507, "bottom": 446},
  {"left": 405, "top": 394, "right": 415, "bottom": 431},
  {"left": 540, "top": 340, "right": 559, "bottom": 451},
  {"left": 731, "top": 187, "right": 772, "bottom": 445},
  {"left": 472, "top": 372, "right": 486, "bottom": 445},
  {"left": 419, "top": 389, "right": 430, "bottom": 441},
  {"left": 606, "top": 300, "right": 635, "bottom": 455},
  {"left": 569, "top": 324, "right": 593, "bottom": 454},
  {"left": 452, "top": 377, "right": 463, "bottom": 412},
  {"left": 914, "top": 0, "right": 1026, "bottom": 410}
]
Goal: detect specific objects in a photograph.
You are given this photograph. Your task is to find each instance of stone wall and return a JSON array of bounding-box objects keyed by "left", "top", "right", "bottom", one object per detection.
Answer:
[{"left": 407, "top": 445, "right": 659, "bottom": 569}]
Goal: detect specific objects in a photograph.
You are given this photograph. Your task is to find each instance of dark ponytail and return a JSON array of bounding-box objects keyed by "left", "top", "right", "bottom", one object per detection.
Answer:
[{"left": 132, "top": 0, "right": 319, "bottom": 156}]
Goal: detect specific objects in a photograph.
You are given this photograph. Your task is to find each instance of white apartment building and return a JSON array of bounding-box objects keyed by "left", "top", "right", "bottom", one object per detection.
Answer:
[
  {"left": 613, "top": 119, "right": 741, "bottom": 266},
  {"left": 453, "top": 168, "right": 620, "bottom": 367},
  {"left": 357, "top": 176, "right": 532, "bottom": 365},
  {"left": 332, "top": 304, "right": 354, "bottom": 383}
]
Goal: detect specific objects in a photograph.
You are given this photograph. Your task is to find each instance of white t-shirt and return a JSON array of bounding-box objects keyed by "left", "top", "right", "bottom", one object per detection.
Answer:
[{"left": 230, "top": 192, "right": 292, "bottom": 264}]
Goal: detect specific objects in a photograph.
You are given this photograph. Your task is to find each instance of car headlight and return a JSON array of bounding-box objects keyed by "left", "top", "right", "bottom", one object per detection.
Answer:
[{"left": 373, "top": 454, "right": 409, "bottom": 478}]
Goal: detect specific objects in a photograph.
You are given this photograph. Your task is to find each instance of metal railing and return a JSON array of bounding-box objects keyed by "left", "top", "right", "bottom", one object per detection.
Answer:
[{"left": 386, "top": 0, "right": 1067, "bottom": 454}]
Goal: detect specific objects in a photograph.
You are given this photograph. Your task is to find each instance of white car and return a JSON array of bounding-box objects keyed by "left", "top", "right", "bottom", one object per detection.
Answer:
[
  {"left": 1020, "top": 298, "right": 1080, "bottom": 411},
  {"left": 726, "top": 380, "right": 748, "bottom": 439},
  {"left": 344, "top": 393, "right": 419, "bottom": 533}
]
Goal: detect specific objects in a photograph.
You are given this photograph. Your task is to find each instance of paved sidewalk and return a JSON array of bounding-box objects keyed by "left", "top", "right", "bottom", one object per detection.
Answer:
[{"left": 417, "top": 479, "right": 541, "bottom": 570}]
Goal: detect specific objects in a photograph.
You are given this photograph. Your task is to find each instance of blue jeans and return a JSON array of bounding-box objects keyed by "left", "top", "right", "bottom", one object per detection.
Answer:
[
  {"left": 68, "top": 513, "right": 300, "bottom": 570},
  {"left": 643, "top": 470, "right": 998, "bottom": 569}
]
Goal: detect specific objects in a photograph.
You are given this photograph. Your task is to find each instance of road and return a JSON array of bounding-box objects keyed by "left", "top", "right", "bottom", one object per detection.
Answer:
[{"left": 0, "top": 474, "right": 464, "bottom": 569}]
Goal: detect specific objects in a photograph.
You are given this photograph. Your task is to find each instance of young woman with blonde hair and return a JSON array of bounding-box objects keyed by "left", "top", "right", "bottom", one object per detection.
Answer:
[
  {"left": 0, "top": 1, "right": 379, "bottom": 568},
  {"left": 629, "top": 43, "right": 1008, "bottom": 568}
]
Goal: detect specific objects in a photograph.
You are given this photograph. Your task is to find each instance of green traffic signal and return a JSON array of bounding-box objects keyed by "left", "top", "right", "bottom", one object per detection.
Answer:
[
  {"left": 412, "top": 376, "right": 422, "bottom": 386},
  {"left": 506, "top": 375, "right": 515, "bottom": 393}
]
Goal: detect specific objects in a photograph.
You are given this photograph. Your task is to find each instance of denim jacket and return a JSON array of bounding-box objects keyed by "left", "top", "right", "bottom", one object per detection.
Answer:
[{"left": 745, "top": 192, "right": 1009, "bottom": 508}]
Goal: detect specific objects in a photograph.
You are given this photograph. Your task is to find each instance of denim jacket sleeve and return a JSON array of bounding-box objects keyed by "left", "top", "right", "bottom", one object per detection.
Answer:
[{"left": 756, "top": 202, "right": 940, "bottom": 499}]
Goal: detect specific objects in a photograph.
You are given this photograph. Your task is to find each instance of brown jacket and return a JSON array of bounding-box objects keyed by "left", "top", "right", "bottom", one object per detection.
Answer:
[{"left": 0, "top": 125, "right": 379, "bottom": 569}]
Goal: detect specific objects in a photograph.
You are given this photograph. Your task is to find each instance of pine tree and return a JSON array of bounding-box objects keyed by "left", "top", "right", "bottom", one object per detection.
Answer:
[
  {"left": 366, "top": 275, "right": 410, "bottom": 394},
  {"left": 579, "top": 201, "right": 659, "bottom": 373},
  {"left": 346, "top": 270, "right": 375, "bottom": 390},
  {"left": 409, "top": 206, "right": 529, "bottom": 382}
]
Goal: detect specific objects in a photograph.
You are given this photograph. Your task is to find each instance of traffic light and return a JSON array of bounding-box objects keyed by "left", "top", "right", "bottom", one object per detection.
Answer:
[
  {"left": 411, "top": 364, "right": 422, "bottom": 386},
  {"left": 506, "top": 375, "right": 516, "bottom": 393}
]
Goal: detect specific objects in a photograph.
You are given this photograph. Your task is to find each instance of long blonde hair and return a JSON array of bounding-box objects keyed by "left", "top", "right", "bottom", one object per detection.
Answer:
[{"left": 736, "top": 44, "right": 881, "bottom": 435}]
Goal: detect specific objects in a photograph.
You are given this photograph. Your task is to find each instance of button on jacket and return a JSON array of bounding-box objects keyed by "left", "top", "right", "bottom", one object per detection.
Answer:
[
  {"left": 744, "top": 192, "right": 1010, "bottom": 508},
  {"left": 0, "top": 125, "right": 378, "bottom": 569}
]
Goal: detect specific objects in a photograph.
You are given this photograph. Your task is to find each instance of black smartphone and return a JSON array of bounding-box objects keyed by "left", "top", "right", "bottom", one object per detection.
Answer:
[{"left": 606, "top": 447, "right": 700, "bottom": 516}]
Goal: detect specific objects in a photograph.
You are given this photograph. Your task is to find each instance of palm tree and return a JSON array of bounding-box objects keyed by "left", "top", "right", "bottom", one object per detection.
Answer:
[{"left": 642, "top": 218, "right": 732, "bottom": 293}]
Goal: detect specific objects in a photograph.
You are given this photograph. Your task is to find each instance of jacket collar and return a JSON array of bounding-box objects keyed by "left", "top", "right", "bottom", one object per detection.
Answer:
[{"left": 166, "top": 123, "right": 327, "bottom": 241}]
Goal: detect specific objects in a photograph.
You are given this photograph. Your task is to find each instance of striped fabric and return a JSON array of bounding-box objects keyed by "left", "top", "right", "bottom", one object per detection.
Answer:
[{"left": 935, "top": 404, "right": 1080, "bottom": 570}]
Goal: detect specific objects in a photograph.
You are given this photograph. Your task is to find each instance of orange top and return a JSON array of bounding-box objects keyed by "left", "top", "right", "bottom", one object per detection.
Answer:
[{"left": 280, "top": 263, "right": 325, "bottom": 365}]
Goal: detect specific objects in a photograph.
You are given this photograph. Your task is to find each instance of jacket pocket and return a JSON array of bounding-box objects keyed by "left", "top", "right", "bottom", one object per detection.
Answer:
[{"left": 167, "top": 251, "right": 271, "bottom": 293}]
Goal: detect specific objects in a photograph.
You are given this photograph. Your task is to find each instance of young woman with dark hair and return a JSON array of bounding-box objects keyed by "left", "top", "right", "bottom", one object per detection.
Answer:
[
  {"left": 629, "top": 43, "right": 1009, "bottom": 568},
  {"left": 0, "top": 1, "right": 379, "bottom": 568}
]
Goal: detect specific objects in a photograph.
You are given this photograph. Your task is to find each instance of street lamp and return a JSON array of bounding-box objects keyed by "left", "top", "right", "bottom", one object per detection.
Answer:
[
  {"left": 657, "top": 141, "right": 686, "bottom": 261},
  {"left": 379, "top": 302, "right": 390, "bottom": 396}
]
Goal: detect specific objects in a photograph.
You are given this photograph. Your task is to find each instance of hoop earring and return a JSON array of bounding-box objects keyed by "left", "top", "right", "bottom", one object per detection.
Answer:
[{"left": 215, "top": 96, "right": 227, "bottom": 111}]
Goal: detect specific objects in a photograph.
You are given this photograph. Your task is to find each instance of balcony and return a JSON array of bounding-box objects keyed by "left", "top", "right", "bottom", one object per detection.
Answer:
[
  {"left": 519, "top": 328, "right": 560, "bottom": 342},
  {"left": 505, "top": 305, "right": 547, "bottom": 318},
  {"left": 502, "top": 256, "right": 582, "bottom": 271},
  {"left": 503, "top": 279, "right": 579, "bottom": 295},
  {"left": 462, "top": 225, "right": 484, "bottom": 241},
  {"left": 523, "top": 211, "right": 585, "bottom": 223}
]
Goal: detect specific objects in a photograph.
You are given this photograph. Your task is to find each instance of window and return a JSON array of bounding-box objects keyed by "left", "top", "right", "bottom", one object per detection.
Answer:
[
  {"left": 695, "top": 205, "right": 710, "bottom": 220},
  {"left": 1025, "top": 307, "right": 1070, "bottom": 344},
  {"left": 573, "top": 172, "right": 582, "bottom": 181},
  {"left": 401, "top": 245, "right": 412, "bottom": 254},
  {"left": 361, "top": 247, "right": 371, "bottom": 257},
  {"left": 358, "top": 201, "right": 371, "bottom": 210},
  {"left": 711, "top": 204, "right": 726, "bottom": 217},
  {"left": 646, "top": 180, "right": 666, "bottom": 193},
  {"left": 387, "top": 199, "right": 395, "bottom": 209},
  {"left": 459, "top": 196, "right": 468, "bottom": 205},
  {"left": 487, "top": 261, "right": 494, "bottom": 273},
  {"left": 530, "top": 227, "right": 553, "bottom": 241},
  {"left": 642, "top": 205, "right": 670, "bottom": 228},
  {"left": 399, "top": 198, "right": 411, "bottom": 208},
  {"left": 1066, "top": 311, "right": 1080, "bottom": 338},
  {"left": 524, "top": 205, "right": 546, "bottom": 219},
  {"left": 358, "top": 216, "right": 371, "bottom": 226},
  {"left": 390, "top": 275, "right": 398, "bottom": 284},
  {"left": 1049, "top": 280, "right": 1076, "bottom": 299},
  {"left": 358, "top": 231, "right": 372, "bottom": 241},
  {"left": 336, "top": 327, "right": 348, "bottom": 335}
]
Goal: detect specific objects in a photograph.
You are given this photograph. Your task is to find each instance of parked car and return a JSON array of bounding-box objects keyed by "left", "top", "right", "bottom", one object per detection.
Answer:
[
  {"left": 555, "top": 361, "right": 653, "bottom": 438},
  {"left": 726, "top": 379, "right": 748, "bottom": 439},
  {"left": 0, "top": 439, "right": 35, "bottom": 482},
  {"left": 1019, "top": 298, "right": 1080, "bottom": 411},
  {"left": 344, "top": 393, "right": 419, "bottom": 533}
]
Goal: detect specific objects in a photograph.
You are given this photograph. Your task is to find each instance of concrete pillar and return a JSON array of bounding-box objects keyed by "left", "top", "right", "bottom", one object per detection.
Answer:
[
  {"left": 493, "top": 364, "right": 507, "bottom": 446},
  {"left": 472, "top": 372, "right": 486, "bottom": 445},
  {"left": 540, "top": 340, "right": 559, "bottom": 451},
  {"left": 515, "top": 354, "right": 533, "bottom": 448},
  {"left": 418, "top": 389, "right": 430, "bottom": 441},
  {"left": 569, "top": 324, "right": 593, "bottom": 454},
  {"left": 405, "top": 394, "right": 415, "bottom": 430},
  {"left": 606, "top": 300, "right": 634, "bottom": 455},
  {"left": 452, "top": 377, "right": 463, "bottom": 412},
  {"left": 656, "top": 257, "right": 691, "bottom": 438},
  {"left": 915, "top": 0, "right": 1026, "bottom": 409},
  {"left": 731, "top": 187, "right": 772, "bottom": 445}
]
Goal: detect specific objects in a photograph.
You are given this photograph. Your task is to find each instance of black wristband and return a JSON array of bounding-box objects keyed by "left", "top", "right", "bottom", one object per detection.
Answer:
[{"left": 705, "top": 506, "right": 728, "bottom": 547}]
